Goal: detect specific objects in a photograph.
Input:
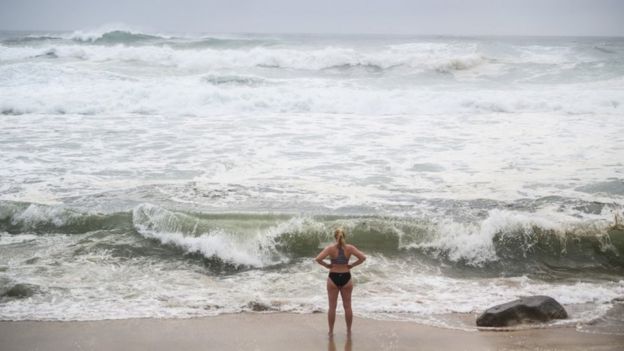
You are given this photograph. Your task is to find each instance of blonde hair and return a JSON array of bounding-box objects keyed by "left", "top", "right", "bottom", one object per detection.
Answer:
[{"left": 334, "top": 228, "right": 346, "bottom": 247}]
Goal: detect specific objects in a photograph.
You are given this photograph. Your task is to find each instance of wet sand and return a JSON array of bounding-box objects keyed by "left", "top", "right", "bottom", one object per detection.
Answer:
[{"left": 0, "top": 313, "right": 622, "bottom": 351}]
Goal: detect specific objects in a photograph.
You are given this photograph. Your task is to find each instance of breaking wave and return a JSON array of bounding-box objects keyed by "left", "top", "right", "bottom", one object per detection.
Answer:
[
  {"left": 0, "top": 43, "right": 486, "bottom": 72},
  {"left": 1, "top": 201, "right": 622, "bottom": 276},
  {"left": 1, "top": 60, "right": 621, "bottom": 116},
  {"left": 2, "top": 32, "right": 622, "bottom": 117},
  {"left": 66, "top": 24, "right": 167, "bottom": 43}
]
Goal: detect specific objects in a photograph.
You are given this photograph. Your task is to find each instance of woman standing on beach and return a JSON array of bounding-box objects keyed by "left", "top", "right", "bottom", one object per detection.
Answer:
[{"left": 315, "top": 228, "right": 367, "bottom": 335}]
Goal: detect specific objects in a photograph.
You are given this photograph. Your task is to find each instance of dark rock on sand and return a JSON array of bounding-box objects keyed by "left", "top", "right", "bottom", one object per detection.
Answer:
[{"left": 476, "top": 295, "right": 567, "bottom": 327}]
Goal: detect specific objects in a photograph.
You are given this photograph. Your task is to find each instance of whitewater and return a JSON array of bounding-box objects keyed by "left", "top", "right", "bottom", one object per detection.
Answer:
[{"left": 0, "top": 26, "right": 623, "bottom": 333}]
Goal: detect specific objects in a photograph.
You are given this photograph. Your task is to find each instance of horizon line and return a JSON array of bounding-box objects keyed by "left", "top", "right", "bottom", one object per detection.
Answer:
[{"left": 1, "top": 28, "right": 623, "bottom": 39}]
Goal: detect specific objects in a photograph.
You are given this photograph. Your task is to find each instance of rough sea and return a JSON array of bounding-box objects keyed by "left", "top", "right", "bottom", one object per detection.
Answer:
[{"left": 1, "top": 25, "right": 623, "bottom": 333}]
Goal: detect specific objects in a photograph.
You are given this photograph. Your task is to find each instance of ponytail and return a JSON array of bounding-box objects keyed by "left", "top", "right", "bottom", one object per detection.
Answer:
[{"left": 334, "top": 228, "right": 346, "bottom": 247}]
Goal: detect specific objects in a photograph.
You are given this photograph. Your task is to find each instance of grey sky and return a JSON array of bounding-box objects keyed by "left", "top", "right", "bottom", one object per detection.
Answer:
[{"left": 1, "top": 0, "right": 623, "bottom": 36}]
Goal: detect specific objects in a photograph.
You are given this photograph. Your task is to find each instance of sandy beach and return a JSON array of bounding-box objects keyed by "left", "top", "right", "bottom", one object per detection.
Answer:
[{"left": 1, "top": 313, "right": 622, "bottom": 351}]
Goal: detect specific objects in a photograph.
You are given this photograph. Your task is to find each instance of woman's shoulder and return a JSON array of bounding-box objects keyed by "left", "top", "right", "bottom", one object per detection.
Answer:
[{"left": 345, "top": 244, "right": 358, "bottom": 251}]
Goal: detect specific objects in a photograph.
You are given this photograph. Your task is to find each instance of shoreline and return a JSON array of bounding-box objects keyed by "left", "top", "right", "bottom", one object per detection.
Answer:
[{"left": 1, "top": 313, "right": 622, "bottom": 350}]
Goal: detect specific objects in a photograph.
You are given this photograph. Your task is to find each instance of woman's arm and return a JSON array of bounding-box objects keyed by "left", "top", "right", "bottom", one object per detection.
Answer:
[
  {"left": 314, "top": 247, "right": 332, "bottom": 269},
  {"left": 347, "top": 245, "right": 366, "bottom": 269}
]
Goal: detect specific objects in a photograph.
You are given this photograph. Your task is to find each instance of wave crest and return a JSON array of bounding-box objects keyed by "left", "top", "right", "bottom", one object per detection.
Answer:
[
  {"left": 68, "top": 24, "right": 165, "bottom": 43},
  {"left": 131, "top": 204, "right": 327, "bottom": 268},
  {"left": 70, "top": 30, "right": 163, "bottom": 44},
  {"left": 1, "top": 201, "right": 622, "bottom": 275},
  {"left": 411, "top": 209, "right": 624, "bottom": 273}
]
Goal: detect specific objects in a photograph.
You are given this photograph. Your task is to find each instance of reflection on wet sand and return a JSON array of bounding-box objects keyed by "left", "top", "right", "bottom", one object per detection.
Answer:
[{"left": 328, "top": 335, "right": 352, "bottom": 351}]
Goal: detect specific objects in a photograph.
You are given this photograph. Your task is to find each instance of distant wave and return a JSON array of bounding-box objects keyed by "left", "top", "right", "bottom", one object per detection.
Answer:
[
  {"left": 178, "top": 37, "right": 277, "bottom": 49},
  {"left": 201, "top": 74, "right": 269, "bottom": 86},
  {"left": 322, "top": 62, "right": 396, "bottom": 74},
  {"left": 2, "top": 34, "right": 274, "bottom": 49},
  {"left": 66, "top": 24, "right": 167, "bottom": 43},
  {"left": 434, "top": 56, "right": 484, "bottom": 72},
  {"left": 594, "top": 46, "right": 616, "bottom": 54},
  {"left": 0, "top": 39, "right": 486, "bottom": 72},
  {"left": 1, "top": 36, "right": 63, "bottom": 45},
  {"left": 71, "top": 30, "right": 163, "bottom": 44},
  {"left": 1, "top": 63, "right": 621, "bottom": 116},
  {"left": 1, "top": 32, "right": 623, "bottom": 117}
]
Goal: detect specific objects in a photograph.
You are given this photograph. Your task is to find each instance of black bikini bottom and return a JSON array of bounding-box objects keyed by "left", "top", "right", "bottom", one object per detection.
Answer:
[{"left": 328, "top": 272, "right": 351, "bottom": 287}]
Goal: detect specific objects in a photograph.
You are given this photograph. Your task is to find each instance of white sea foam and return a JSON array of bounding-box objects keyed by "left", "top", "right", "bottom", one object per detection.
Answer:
[
  {"left": 0, "top": 108, "right": 622, "bottom": 207},
  {"left": 2, "top": 31, "right": 624, "bottom": 121},
  {"left": 0, "top": 233, "right": 39, "bottom": 245},
  {"left": 9, "top": 204, "right": 74, "bottom": 228},
  {"left": 1, "top": 43, "right": 623, "bottom": 118},
  {"left": 1, "top": 69, "right": 622, "bottom": 118}
]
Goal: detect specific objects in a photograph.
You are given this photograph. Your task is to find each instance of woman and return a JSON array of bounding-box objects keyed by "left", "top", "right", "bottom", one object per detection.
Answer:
[{"left": 315, "top": 228, "right": 366, "bottom": 335}]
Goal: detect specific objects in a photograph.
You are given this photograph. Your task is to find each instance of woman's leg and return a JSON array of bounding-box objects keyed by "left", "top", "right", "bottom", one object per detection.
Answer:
[
  {"left": 327, "top": 278, "right": 340, "bottom": 335},
  {"left": 340, "top": 280, "right": 354, "bottom": 334}
]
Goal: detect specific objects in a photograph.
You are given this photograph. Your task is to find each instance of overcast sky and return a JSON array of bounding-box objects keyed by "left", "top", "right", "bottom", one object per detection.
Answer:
[{"left": 1, "top": 0, "right": 623, "bottom": 36}]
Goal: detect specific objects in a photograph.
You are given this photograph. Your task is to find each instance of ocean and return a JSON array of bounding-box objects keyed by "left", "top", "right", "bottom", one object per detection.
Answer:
[{"left": 0, "top": 26, "right": 623, "bottom": 333}]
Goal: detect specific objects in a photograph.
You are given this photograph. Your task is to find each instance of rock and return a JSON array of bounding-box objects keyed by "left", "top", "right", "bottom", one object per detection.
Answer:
[{"left": 476, "top": 295, "right": 567, "bottom": 327}]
